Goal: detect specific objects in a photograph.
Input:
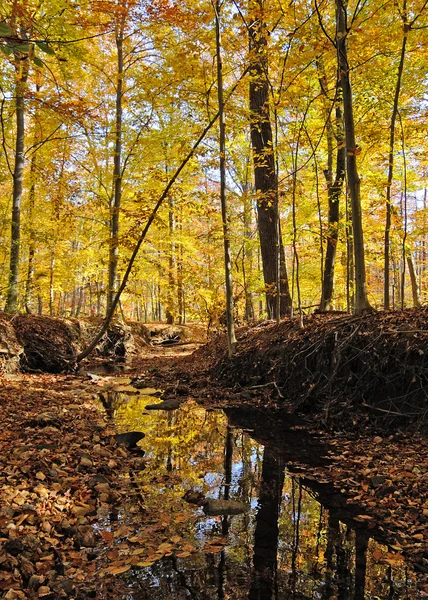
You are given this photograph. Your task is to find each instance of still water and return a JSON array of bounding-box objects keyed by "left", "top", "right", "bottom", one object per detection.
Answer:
[{"left": 107, "top": 387, "right": 421, "bottom": 599}]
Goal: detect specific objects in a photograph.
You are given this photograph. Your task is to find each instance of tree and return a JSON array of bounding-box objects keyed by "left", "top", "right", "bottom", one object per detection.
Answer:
[
  {"left": 248, "top": 0, "right": 292, "bottom": 319},
  {"left": 318, "top": 58, "right": 346, "bottom": 311},
  {"left": 214, "top": 0, "right": 236, "bottom": 356},
  {"left": 335, "top": 0, "right": 372, "bottom": 313},
  {"left": 4, "top": 26, "right": 30, "bottom": 312}
]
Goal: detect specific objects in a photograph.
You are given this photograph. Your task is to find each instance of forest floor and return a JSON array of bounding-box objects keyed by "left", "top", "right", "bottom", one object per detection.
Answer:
[{"left": 0, "top": 310, "right": 427, "bottom": 598}]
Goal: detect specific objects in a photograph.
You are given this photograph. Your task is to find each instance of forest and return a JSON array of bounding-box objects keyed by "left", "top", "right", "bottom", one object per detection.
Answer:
[
  {"left": 0, "top": 0, "right": 427, "bottom": 327},
  {"left": 1, "top": 1, "right": 428, "bottom": 599}
]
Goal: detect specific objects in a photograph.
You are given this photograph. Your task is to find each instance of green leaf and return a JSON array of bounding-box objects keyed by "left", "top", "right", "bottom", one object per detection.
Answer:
[
  {"left": 0, "top": 23, "right": 13, "bottom": 37},
  {"left": 36, "top": 41, "right": 55, "bottom": 55},
  {"left": 0, "top": 44, "right": 13, "bottom": 56},
  {"left": 33, "top": 56, "right": 44, "bottom": 68},
  {"left": 14, "top": 43, "right": 30, "bottom": 53}
]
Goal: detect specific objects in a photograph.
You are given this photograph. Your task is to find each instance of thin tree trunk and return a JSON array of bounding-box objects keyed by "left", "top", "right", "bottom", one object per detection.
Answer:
[
  {"left": 407, "top": 255, "right": 420, "bottom": 307},
  {"left": 5, "top": 56, "right": 29, "bottom": 313},
  {"left": 243, "top": 185, "right": 254, "bottom": 321},
  {"left": 166, "top": 195, "right": 175, "bottom": 324},
  {"left": 24, "top": 86, "right": 41, "bottom": 314},
  {"left": 215, "top": 0, "right": 236, "bottom": 357},
  {"left": 384, "top": 5, "right": 408, "bottom": 309},
  {"left": 107, "top": 26, "right": 124, "bottom": 314},
  {"left": 177, "top": 209, "right": 184, "bottom": 324},
  {"left": 318, "top": 59, "right": 346, "bottom": 311},
  {"left": 49, "top": 248, "right": 55, "bottom": 317},
  {"left": 249, "top": 0, "right": 291, "bottom": 319},
  {"left": 336, "top": 0, "right": 371, "bottom": 313}
]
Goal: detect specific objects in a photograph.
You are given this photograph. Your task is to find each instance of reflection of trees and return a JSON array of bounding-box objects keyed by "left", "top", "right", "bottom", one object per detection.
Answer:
[
  {"left": 112, "top": 400, "right": 413, "bottom": 599},
  {"left": 249, "top": 444, "right": 286, "bottom": 600},
  {"left": 218, "top": 426, "right": 233, "bottom": 599},
  {"left": 354, "top": 530, "right": 368, "bottom": 600}
]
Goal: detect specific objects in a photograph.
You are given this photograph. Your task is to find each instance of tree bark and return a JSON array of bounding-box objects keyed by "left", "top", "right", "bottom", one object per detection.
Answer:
[
  {"left": 166, "top": 195, "right": 175, "bottom": 325},
  {"left": 318, "top": 60, "right": 346, "bottom": 311},
  {"left": 249, "top": 0, "right": 291, "bottom": 319},
  {"left": 5, "top": 55, "right": 29, "bottom": 313},
  {"left": 215, "top": 0, "right": 236, "bottom": 357},
  {"left": 384, "top": 7, "right": 408, "bottom": 309},
  {"left": 407, "top": 255, "right": 420, "bottom": 307},
  {"left": 336, "top": 0, "right": 371, "bottom": 313},
  {"left": 107, "top": 26, "right": 124, "bottom": 314}
]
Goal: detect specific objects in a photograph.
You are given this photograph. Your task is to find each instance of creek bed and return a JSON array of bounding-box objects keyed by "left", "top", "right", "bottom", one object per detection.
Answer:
[{"left": 102, "top": 384, "right": 423, "bottom": 599}]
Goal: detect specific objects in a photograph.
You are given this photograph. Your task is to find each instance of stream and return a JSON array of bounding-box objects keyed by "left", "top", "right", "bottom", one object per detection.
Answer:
[{"left": 101, "top": 380, "right": 421, "bottom": 599}]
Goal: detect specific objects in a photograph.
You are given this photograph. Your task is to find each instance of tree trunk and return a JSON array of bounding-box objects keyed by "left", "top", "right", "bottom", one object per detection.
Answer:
[
  {"left": 107, "top": 27, "right": 124, "bottom": 314},
  {"left": 177, "top": 209, "right": 184, "bottom": 324},
  {"left": 336, "top": 0, "right": 371, "bottom": 313},
  {"left": 318, "top": 59, "right": 346, "bottom": 311},
  {"left": 384, "top": 8, "right": 408, "bottom": 309},
  {"left": 166, "top": 196, "right": 175, "bottom": 324},
  {"left": 249, "top": 0, "right": 291, "bottom": 319},
  {"left": 243, "top": 186, "right": 254, "bottom": 321},
  {"left": 407, "top": 255, "right": 420, "bottom": 307},
  {"left": 215, "top": 0, "right": 236, "bottom": 357},
  {"left": 49, "top": 248, "right": 55, "bottom": 317},
  {"left": 5, "top": 57, "right": 29, "bottom": 313},
  {"left": 24, "top": 86, "right": 41, "bottom": 314}
]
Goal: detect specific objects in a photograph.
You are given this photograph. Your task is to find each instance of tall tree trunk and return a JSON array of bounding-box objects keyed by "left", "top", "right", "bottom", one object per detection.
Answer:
[
  {"left": 384, "top": 5, "right": 408, "bottom": 309},
  {"left": 49, "top": 247, "right": 55, "bottom": 317},
  {"left": 107, "top": 26, "right": 124, "bottom": 314},
  {"left": 5, "top": 56, "right": 29, "bottom": 313},
  {"left": 336, "top": 0, "right": 371, "bottom": 313},
  {"left": 243, "top": 185, "right": 254, "bottom": 321},
  {"left": 249, "top": 0, "right": 291, "bottom": 319},
  {"left": 24, "top": 88, "right": 41, "bottom": 314},
  {"left": 318, "top": 59, "right": 346, "bottom": 311},
  {"left": 166, "top": 196, "right": 175, "bottom": 324},
  {"left": 215, "top": 0, "right": 236, "bottom": 357},
  {"left": 177, "top": 208, "right": 184, "bottom": 324}
]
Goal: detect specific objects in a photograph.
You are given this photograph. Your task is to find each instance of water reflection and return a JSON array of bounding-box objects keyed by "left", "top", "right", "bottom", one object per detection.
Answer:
[{"left": 111, "top": 392, "right": 420, "bottom": 599}]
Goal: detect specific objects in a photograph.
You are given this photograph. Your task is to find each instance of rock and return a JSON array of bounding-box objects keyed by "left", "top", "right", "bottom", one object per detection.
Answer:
[
  {"left": 370, "top": 475, "right": 387, "bottom": 489},
  {"left": 80, "top": 456, "right": 93, "bottom": 468},
  {"left": 145, "top": 398, "right": 182, "bottom": 411},
  {"left": 130, "top": 457, "right": 147, "bottom": 471},
  {"left": 87, "top": 475, "right": 110, "bottom": 487},
  {"left": 202, "top": 499, "right": 250, "bottom": 516},
  {"left": 74, "top": 525, "right": 97, "bottom": 548},
  {"left": 4, "top": 539, "right": 25, "bottom": 556},
  {"left": 183, "top": 490, "right": 206, "bottom": 506},
  {"left": 37, "top": 586, "right": 52, "bottom": 597},
  {"left": 28, "top": 574, "right": 44, "bottom": 591},
  {"left": 53, "top": 578, "right": 75, "bottom": 595},
  {"left": 115, "top": 431, "right": 145, "bottom": 449},
  {"left": 375, "top": 484, "right": 396, "bottom": 497}
]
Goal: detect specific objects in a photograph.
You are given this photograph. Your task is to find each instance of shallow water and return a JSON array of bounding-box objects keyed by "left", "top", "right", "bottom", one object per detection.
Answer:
[{"left": 107, "top": 387, "right": 421, "bottom": 599}]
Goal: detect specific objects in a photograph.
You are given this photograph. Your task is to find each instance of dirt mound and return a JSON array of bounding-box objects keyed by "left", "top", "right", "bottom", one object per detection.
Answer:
[
  {"left": 192, "top": 309, "right": 428, "bottom": 431},
  {"left": 0, "top": 314, "right": 140, "bottom": 373},
  {"left": 13, "top": 314, "right": 77, "bottom": 372},
  {"left": 0, "top": 314, "right": 24, "bottom": 372}
]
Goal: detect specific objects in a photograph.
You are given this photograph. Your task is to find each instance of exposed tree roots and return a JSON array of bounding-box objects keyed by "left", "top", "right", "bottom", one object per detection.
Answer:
[{"left": 203, "top": 309, "right": 428, "bottom": 431}]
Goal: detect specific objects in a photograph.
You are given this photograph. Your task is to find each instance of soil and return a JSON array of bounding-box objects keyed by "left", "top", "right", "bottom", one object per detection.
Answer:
[{"left": 0, "top": 310, "right": 427, "bottom": 597}]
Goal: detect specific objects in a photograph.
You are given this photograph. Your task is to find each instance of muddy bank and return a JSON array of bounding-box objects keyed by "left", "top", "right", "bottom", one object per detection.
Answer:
[
  {"left": 0, "top": 314, "right": 204, "bottom": 374},
  {"left": 190, "top": 309, "right": 428, "bottom": 432}
]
